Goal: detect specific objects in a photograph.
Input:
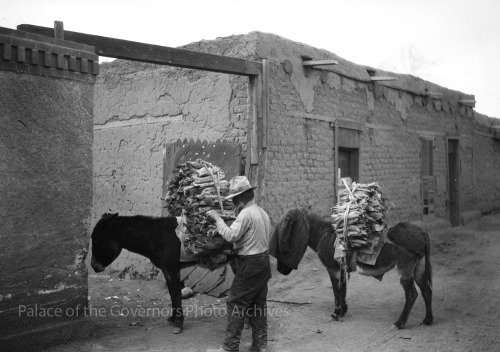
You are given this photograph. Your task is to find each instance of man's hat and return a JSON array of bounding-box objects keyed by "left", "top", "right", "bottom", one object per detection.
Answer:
[{"left": 225, "top": 176, "right": 257, "bottom": 200}]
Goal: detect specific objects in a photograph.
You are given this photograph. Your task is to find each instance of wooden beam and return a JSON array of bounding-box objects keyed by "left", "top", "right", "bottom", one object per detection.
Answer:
[
  {"left": 287, "top": 112, "right": 364, "bottom": 131},
  {"left": 17, "top": 24, "right": 262, "bottom": 76},
  {"left": 303, "top": 59, "right": 339, "bottom": 67},
  {"left": 458, "top": 99, "right": 476, "bottom": 106},
  {"left": 370, "top": 76, "right": 398, "bottom": 82},
  {"left": 288, "top": 111, "right": 335, "bottom": 123},
  {"left": 426, "top": 92, "right": 443, "bottom": 99}
]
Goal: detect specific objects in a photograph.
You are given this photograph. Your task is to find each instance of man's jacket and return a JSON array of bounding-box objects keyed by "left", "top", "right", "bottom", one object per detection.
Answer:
[{"left": 269, "top": 208, "right": 310, "bottom": 275}]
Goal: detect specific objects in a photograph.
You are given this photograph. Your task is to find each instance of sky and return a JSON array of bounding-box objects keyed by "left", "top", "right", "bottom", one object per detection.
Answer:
[{"left": 2, "top": 0, "right": 499, "bottom": 119}]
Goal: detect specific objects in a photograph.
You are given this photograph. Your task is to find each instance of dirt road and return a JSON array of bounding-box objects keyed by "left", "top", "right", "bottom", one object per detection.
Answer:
[{"left": 45, "top": 212, "right": 500, "bottom": 352}]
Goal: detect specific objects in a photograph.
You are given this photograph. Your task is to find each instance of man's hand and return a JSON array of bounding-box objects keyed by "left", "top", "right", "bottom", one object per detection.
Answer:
[{"left": 206, "top": 210, "right": 221, "bottom": 221}]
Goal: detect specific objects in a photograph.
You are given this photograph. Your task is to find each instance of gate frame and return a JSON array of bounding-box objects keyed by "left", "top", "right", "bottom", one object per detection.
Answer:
[{"left": 17, "top": 22, "right": 269, "bottom": 204}]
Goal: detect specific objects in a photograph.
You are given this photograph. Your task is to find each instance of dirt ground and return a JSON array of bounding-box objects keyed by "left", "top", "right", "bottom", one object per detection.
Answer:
[{"left": 44, "top": 212, "right": 500, "bottom": 352}]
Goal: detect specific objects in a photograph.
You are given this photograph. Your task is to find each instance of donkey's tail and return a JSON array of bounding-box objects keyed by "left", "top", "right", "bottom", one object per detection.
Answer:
[{"left": 424, "top": 231, "right": 432, "bottom": 288}]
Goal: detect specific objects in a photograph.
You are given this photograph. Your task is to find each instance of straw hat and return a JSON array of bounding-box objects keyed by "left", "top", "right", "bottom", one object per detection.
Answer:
[{"left": 225, "top": 176, "right": 257, "bottom": 200}]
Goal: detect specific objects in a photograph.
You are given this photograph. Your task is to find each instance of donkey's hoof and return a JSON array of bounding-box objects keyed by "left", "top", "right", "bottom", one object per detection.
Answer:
[
  {"left": 173, "top": 326, "right": 183, "bottom": 334},
  {"left": 331, "top": 313, "right": 339, "bottom": 321},
  {"left": 393, "top": 321, "right": 406, "bottom": 329},
  {"left": 333, "top": 304, "right": 348, "bottom": 318},
  {"left": 423, "top": 317, "right": 433, "bottom": 326}
]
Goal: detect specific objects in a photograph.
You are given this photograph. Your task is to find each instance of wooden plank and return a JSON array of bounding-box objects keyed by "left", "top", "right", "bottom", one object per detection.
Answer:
[
  {"left": 303, "top": 59, "right": 339, "bottom": 66},
  {"left": 180, "top": 265, "right": 198, "bottom": 281},
  {"left": 17, "top": 24, "right": 262, "bottom": 76},
  {"left": 191, "top": 266, "right": 226, "bottom": 294},
  {"left": 183, "top": 266, "right": 211, "bottom": 288},
  {"left": 207, "top": 266, "right": 234, "bottom": 297}
]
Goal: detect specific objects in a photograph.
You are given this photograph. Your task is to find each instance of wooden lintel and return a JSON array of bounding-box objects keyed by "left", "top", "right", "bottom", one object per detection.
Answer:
[
  {"left": 17, "top": 24, "right": 262, "bottom": 76},
  {"left": 303, "top": 59, "right": 339, "bottom": 67},
  {"left": 288, "top": 112, "right": 363, "bottom": 130},
  {"left": 370, "top": 76, "right": 398, "bottom": 82},
  {"left": 337, "top": 118, "right": 363, "bottom": 131},
  {"left": 426, "top": 92, "right": 443, "bottom": 98}
]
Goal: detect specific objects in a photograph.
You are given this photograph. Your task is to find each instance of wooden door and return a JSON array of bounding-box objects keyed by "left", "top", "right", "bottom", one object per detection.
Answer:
[{"left": 421, "top": 138, "right": 436, "bottom": 220}]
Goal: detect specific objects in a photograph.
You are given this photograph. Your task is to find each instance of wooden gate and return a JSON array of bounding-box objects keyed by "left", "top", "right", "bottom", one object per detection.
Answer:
[{"left": 162, "top": 139, "right": 243, "bottom": 297}]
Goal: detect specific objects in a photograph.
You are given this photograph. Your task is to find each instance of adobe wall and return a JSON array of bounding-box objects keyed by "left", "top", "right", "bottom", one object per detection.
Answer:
[{"left": 0, "top": 27, "right": 96, "bottom": 350}]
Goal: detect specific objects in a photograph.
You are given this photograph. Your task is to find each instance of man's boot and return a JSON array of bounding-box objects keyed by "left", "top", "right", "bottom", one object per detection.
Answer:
[
  {"left": 248, "top": 303, "right": 267, "bottom": 352},
  {"left": 222, "top": 304, "right": 246, "bottom": 352}
]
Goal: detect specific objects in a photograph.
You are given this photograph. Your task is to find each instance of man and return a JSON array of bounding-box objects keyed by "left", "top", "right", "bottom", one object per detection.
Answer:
[{"left": 206, "top": 176, "right": 271, "bottom": 352}]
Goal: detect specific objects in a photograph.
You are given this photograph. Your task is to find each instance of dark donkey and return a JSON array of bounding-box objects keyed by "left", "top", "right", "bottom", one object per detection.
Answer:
[
  {"left": 90, "top": 213, "right": 187, "bottom": 333},
  {"left": 306, "top": 212, "right": 433, "bottom": 329}
]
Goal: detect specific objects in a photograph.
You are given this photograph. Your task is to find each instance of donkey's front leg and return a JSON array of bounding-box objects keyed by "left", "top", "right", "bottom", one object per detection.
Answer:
[
  {"left": 327, "top": 267, "right": 348, "bottom": 320},
  {"left": 162, "top": 266, "right": 184, "bottom": 334}
]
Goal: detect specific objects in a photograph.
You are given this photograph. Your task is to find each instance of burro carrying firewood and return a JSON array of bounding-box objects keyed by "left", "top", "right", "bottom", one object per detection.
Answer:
[
  {"left": 164, "top": 159, "right": 237, "bottom": 267},
  {"left": 331, "top": 179, "right": 390, "bottom": 271},
  {"left": 271, "top": 178, "right": 433, "bottom": 330}
]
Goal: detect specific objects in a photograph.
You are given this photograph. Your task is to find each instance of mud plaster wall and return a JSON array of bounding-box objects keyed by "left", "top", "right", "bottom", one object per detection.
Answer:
[
  {"left": 0, "top": 71, "right": 93, "bottom": 342},
  {"left": 92, "top": 55, "right": 251, "bottom": 275}
]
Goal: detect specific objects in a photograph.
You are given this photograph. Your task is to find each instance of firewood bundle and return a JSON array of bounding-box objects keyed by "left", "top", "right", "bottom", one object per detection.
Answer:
[
  {"left": 164, "top": 159, "right": 236, "bottom": 260},
  {"left": 331, "top": 179, "right": 390, "bottom": 259}
]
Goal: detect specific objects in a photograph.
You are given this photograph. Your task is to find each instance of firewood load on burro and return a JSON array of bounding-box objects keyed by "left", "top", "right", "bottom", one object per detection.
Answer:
[
  {"left": 164, "top": 159, "right": 237, "bottom": 268},
  {"left": 331, "top": 179, "right": 391, "bottom": 271}
]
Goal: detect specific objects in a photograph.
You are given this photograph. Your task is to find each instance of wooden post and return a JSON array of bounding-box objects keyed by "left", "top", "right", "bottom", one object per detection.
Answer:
[
  {"left": 161, "top": 143, "right": 176, "bottom": 216},
  {"left": 262, "top": 59, "right": 269, "bottom": 149},
  {"left": 249, "top": 75, "right": 259, "bottom": 166},
  {"left": 246, "top": 59, "right": 268, "bottom": 205},
  {"left": 334, "top": 120, "right": 339, "bottom": 203},
  {"left": 256, "top": 60, "right": 269, "bottom": 205}
]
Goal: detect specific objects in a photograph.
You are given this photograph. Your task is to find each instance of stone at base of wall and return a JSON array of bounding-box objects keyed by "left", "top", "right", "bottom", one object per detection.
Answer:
[
  {"left": 0, "top": 317, "right": 94, "bottom": 352},
  {"left": 461, "top": 210, "right": 483, "bottom": 225}
]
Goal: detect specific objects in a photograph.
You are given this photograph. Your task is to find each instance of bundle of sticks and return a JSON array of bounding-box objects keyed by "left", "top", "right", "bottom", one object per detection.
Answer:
[
  {"left": 164, "top": 159, "right": 236, "bottom": 261},
  {"left": 331, "top": 179, "right": 390, "bottom": 265}
]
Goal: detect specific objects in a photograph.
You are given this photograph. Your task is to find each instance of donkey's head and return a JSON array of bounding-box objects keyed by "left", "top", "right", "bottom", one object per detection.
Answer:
[{"left": 90, "top": 213, "right": 123, "bottom": 272}]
